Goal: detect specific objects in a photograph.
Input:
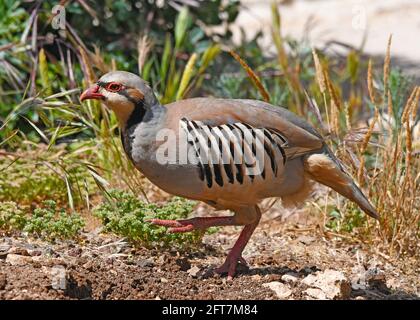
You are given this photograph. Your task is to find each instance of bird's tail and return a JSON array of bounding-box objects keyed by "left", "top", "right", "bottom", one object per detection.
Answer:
[{"left": 303, "top": 146, "right": 379, "bottom": 220}]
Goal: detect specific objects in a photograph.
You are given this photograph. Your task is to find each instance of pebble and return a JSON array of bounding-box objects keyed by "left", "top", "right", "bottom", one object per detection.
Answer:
[
  {"left": 137, "top": 259, "right": 154, "bottom": 268},
  {"left": 187, "top": 266, "right": 200, "bottom": 278},
  {"left": 263, "top": 281, "right": 292, "bottom": 299},
  {"left": 8, "top": 247, "right": 30, "bottom": 256},
  {"left": 5, "top": 254, "right": 32, "bottom": 266},
  {"left": 281, "top": 273, "right": 299, "bottom": 284},
  {"left": 302, "top": 269, "right": 351, "bottom": 300}
]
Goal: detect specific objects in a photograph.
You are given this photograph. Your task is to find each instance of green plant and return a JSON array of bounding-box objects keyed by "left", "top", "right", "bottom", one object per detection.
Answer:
[
  {"left": 23, "top": 200, "right": 85, "bottom": 240},
  {"left": 93, "top": 189, "right": 207, "bottom": 248},
  {"left": 0, "top": 200, "right": 85, "bottom": 240},
  {"left": 0, "top": 201, "right": 27, "bottom": 231}
]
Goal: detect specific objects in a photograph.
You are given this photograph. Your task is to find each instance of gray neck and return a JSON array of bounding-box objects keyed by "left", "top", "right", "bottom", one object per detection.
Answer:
[{"left": 121, "top": 103, "right": 167, "bottom": 162}]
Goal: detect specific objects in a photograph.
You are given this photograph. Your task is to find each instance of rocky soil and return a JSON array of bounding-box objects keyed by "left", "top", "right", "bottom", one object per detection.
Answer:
[{"left": 1, "top": 218, "right": 419, "bottom": 300}]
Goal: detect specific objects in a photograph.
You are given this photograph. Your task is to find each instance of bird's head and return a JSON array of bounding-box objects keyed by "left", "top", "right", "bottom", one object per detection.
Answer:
[{"left": 80, "top": 71, "right": 158, "bottom": 128}]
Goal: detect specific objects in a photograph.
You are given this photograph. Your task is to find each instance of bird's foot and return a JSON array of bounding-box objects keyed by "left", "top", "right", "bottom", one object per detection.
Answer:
[
  {"left": 147, "top": 216, "right": 234, "bottom": 233},
  {"left": 214, "top": 253, "right": 248, "bottom": 280},
  {"left": 146, "top": 218, "right": 195, "bottom": 233}
]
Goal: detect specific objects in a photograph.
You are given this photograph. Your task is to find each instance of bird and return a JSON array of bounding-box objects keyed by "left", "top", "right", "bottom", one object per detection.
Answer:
[{"left": 80, "top": 70, "right": 379, "bottom": 279}]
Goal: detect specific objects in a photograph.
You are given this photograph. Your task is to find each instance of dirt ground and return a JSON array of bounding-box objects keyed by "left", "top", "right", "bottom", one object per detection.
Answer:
[{"left": 1, "top": 216, "right": 419, "bottom": 300}]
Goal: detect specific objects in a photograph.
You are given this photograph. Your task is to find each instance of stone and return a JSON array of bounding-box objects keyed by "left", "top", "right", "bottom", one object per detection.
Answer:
[
  {"left": 28, "top": 249, "right": 42, "bottom": 257},
  {"left": 304, "top": 288, "right": 327, "bottom": 300},
  {"left": 297, "top": 235, "right": 316, "bottom": 245},
  {"left": 187, "top": 266, "right": 200, "bottom": 278},
  {"left": 5, "top": 254, "right": 32, "bottom": 266},
  {"left": 262, "top": 281, "right": 292, "bottom": 299},
  {"left": 281, "top": 273, "right": 299, "bottom": 283},
  {"left": 136, "top": 258, "right": 154, "bottom": 268},
  {"left": 8, "top": 247, "right": 30, "bottom": 256},
  {"left": 302, "top": 269, "right": 351, "bottom": 299},
  {"left": 0, "top": 244, "right": 11, "bottom": 253}
]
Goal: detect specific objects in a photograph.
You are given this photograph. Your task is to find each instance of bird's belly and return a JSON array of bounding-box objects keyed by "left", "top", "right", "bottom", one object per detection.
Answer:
[
  {"left": 132, "top": 159, "right": 209, "bottom": 199},
  {"left": 133, "top": 156, "right": 306, "bottom": 206}
]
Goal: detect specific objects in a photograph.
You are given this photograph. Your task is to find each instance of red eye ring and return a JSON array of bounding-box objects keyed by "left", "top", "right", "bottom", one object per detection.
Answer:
[{"left": 106, "top": 82, "right": 123, "bottom": 92}]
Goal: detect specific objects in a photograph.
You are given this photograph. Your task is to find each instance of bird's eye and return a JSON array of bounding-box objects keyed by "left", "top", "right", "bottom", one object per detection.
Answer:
[{"left": 106, "top": 82, "right": 123, "bottom": 92}]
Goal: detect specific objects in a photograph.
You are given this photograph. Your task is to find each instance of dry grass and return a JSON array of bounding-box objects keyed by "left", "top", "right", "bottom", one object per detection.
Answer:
[{"left": 320, "top": 49, "right": 420, "bottom": 258}]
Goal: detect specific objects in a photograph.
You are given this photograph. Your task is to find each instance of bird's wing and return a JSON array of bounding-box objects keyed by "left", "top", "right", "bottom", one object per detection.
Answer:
[{"left": 165, "top": 97, "right": 324, "bottom": 158}]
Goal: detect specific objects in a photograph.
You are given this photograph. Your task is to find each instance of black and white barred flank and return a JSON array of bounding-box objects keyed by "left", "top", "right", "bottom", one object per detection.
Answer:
[{"left": 180, "top": 118, "right": 289, "bottom": 188}]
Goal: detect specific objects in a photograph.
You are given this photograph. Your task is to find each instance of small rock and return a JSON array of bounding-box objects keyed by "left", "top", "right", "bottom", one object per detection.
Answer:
[
  {"left": 251, "top": 274, "right": 262, "bottom": 281},
  {"left": 263, "top": 281, "right": 292, "bottom": 299},
  {"left": 302, "top": 269, "right": 351, "bottom": 300},
  {"left": 137, "top": 259, "right": 154, "bottom": 268},
  {"left": 8, "top": 247, "right": 30, "bottom": 256},
  {"left": 160, "top": 277, "right": 169, "bottom": 283},
  {"left": 156, "top": 255, "right": 166, "bottom": 265},
  {"left": 5, "top": 254, "right": 32, "bottom": 266},
  {"left": 187, "top": 266, "right": 201, "bottom": 278},
  {"left": 297, "top": 235, "right": 316, "bottom": 245},
  {"left": 351, "top": 265, "right": 368, "bottom": 290},
  {"left": 365, "top": 267, "right": 386, "bottom": 283},
  {"left": 28, "top": 249, "right": 42, "bottom": 257},
  {"left": 32, "top": 256, "right": 66, "bottom": 267},
  {"left": 304, "top": 288, "right": 327, "bottom": 300},
  {"left": 67, "top": 247, "right": 82, "bottom": 257},
  {"left": 281, "top": 273, "right": 299, "bottom": 284},
  {"left": 82, "top": 261, "right": 95, "bottom": 271},
  {"left": 0, "top": 244, "right": 11, "bottom": 253}
]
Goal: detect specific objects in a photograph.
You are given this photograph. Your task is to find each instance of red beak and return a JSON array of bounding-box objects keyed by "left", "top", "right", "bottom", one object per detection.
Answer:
[{"left": 80, "top": 85, "right": 104, "bottom": 101}]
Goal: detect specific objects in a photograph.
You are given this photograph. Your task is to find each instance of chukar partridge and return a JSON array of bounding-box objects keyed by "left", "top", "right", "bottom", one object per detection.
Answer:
[{"left": 81, "top": 71, "right": 378, "bottom": 279}]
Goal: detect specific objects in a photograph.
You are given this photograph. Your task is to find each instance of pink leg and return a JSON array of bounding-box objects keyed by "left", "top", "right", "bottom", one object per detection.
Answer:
[
  {"left": 149, "top": 206, "right": 261, "bottom": 280},
  {"left": 147, "top": 216, "right": 236, "bottom": 233},
  {"left": 214, "top": 218, "right": 260, "bottom": 280}
]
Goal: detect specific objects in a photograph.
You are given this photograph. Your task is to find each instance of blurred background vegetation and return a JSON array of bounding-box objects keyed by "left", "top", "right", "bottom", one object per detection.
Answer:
[{"left": 0, "top": 0, "right": 418, "bottom": 256}]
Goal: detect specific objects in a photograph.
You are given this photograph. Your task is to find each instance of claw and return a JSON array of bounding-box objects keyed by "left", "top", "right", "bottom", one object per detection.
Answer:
[{"left": 214, "top": 254, "right": 248, "bottom": 279}]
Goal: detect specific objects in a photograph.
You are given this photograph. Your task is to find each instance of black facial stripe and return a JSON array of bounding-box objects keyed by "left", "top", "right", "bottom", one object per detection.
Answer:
[{"left": 126, "top": 101, "right": 146, "bottom": 130}]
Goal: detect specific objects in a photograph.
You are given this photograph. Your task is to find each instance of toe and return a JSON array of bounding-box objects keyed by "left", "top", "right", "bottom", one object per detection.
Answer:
[
  {"left": 147, "top": 219, "right": 183, "bottom": 227},
  {"left": 238, "top": 256, "right": 248, "bottom": 266},
  {"left": 168, "top": 224, "right": 194, "bottom": 233}
]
